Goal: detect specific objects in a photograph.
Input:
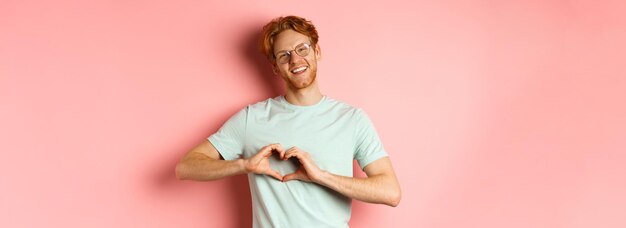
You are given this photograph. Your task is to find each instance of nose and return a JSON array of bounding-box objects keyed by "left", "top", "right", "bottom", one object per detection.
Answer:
[{"left": 289, "top": 51, "right": 305, "bottom": 64}]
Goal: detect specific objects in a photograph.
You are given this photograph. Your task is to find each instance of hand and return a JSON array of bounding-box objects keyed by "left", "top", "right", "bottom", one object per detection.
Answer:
[
  {"left": 282, "top": 147, "right": 325, "bottom": 183},
  {"left": 244, "top": 143, "right": 285, "bottom": 180}
]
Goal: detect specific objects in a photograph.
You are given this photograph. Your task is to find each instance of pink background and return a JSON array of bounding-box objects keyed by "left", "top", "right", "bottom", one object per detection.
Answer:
[{"left": 2, "top": 1, "right": 625, "bottom": 227}]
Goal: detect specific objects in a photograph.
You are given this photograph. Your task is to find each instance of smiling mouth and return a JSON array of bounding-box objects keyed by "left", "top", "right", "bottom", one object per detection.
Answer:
[{"left": 290, "top": 66, "right": 308, "bottom": 74}]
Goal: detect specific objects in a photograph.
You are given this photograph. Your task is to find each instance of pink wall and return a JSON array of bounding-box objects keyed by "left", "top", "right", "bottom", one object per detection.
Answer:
[{"left": 2, "top": 1, "right": 625, "bottom": 227}]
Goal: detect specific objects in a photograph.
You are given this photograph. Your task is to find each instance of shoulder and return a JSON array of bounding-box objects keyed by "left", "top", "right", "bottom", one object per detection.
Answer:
[
  {"left": 245, "top": 96, "right": 281, "bottom": 112},
  {"left": 324, "top": 96, "right": 368, "bottom": 118}
]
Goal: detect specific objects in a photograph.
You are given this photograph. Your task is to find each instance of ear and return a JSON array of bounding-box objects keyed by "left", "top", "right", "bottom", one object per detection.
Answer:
[
  {"left": 271, "top": 63, "right": 279, "bottom": 75},
  {"left": 314, "top": 43, "right": 322, "bottom": 61}
]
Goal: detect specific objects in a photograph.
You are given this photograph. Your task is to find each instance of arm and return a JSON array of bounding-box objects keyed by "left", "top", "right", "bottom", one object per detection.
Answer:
[
  {"left": 175, "top": 140, "right": 285, "bottom": 181},
  {"left": 282, "top": 148, "right": 402, "bottom": 207},
  {"left": 319, "top": 157, "right": 401, "bottom": 207}
]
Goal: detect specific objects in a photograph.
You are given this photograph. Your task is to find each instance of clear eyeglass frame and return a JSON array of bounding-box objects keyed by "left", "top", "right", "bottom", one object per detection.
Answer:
[{"left": 274, "top": 43, "right": 312, "bottom": 64}]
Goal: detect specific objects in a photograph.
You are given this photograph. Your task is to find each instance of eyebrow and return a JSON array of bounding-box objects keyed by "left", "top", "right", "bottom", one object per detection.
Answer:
[
  {"left": 274, "top": 48, "right": 291, "bottom": 55},
  {"left": 274, "top": 42, "right": 311, "bottom": 54}
]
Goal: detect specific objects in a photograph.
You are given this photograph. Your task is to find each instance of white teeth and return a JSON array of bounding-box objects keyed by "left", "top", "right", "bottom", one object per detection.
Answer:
[{"left": 291, "top": 66, "right": 307, "bottom": 74}]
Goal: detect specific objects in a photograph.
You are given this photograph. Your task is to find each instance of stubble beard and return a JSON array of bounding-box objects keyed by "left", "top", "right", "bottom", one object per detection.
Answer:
[{"left": 286, "top": 68, "right": 317, "bottom": 90}]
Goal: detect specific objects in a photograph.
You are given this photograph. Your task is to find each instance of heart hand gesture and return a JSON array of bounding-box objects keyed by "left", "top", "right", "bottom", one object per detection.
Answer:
[
  {"left": 244, "top": 144, "right": 285, "bottom": 180},
  {"left": 282, "top": 147, "right": 324, "bottom": 183}
]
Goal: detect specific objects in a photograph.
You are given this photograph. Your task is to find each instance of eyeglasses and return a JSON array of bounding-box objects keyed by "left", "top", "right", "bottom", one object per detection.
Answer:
[{"left": 274, "top": 43, "right": 312, "bottom": 64}]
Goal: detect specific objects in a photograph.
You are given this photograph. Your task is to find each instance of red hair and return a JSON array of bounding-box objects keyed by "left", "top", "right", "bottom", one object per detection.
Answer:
[{"left": 259, "top": 15, "right": 319, "bottom": 63}]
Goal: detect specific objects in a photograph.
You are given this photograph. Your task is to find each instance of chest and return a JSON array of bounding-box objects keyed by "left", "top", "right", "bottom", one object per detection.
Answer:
[{"left": 243, "top": 114, "right": 356, "bottom": 176}]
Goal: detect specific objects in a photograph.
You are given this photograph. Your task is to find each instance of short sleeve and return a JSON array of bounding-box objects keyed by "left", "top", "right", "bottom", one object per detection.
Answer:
[
  {"left": 353, "top": 109, "right": 388, "bottom": 169},
  {"left": 207, "top": 107, "right": 248, "bottom": 160}
]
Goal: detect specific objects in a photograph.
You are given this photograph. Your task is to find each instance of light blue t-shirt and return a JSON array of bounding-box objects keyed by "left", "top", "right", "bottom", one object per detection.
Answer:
[{"left": 208, "top": 95, "right": 387, "bottom": 228}]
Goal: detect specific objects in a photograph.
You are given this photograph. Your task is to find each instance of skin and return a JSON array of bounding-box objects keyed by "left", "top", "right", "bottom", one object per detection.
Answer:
[
  {"left": 175, "top": 29, "right": 401, "bottom": 207},
  {"left": 271, "top": 29, "right": 323, "bottom": 106}
]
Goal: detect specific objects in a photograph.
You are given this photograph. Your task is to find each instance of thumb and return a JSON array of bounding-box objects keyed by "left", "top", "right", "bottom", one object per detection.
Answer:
[
  {"left": 265, "top": 169, "right": 283, "bottom": 181},
  {"left": 282, "top": 172, "right": 304, "bottom": 182}
]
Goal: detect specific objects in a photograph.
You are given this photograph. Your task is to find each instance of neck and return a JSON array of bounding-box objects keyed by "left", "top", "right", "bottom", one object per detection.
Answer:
[{"left": 284, "top": 81, "right": 323, "bottom": 106}]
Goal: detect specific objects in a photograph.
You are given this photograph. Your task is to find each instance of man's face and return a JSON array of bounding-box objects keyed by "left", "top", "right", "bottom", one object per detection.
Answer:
[{"left": 272, "top": 29, "right": 321, "bottom": 90}]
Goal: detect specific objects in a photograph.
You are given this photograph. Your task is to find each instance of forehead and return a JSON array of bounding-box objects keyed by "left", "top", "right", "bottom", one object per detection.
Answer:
[{"left": 273, "top": 29, "right": 311, "bottom": 53}]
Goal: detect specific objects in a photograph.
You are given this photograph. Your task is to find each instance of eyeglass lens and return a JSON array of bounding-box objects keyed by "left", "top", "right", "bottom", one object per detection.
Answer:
[{"left": 276, "top": 43, "right": 311, "bottom": 64}]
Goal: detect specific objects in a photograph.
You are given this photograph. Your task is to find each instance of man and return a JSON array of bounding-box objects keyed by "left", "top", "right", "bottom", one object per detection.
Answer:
[{"left": 176, "top": 15, "right": 401, "bottom": 228}]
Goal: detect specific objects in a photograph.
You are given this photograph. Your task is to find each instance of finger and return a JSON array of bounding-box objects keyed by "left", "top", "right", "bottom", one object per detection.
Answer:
[
  {"left": 285, "top": 150, "right": 306, "bottom": 162},
  {"left": 285, "top": 147, "right": 301, "bottom": 156},
  {"left": 257, "top": 145, "right": 273, "bottom": 157},
  {"left": 272, "top": 144, "right": 285, "bottom": 159},
  {"left": 282, "top": 173, "right": 301, "bottom": 182},
  {"left": 284, "top": 151, "right": 297, "bottom": 160},
  {"left": 271, "top": 143, "right": 284, "bottom": 152},
  {"left": 283, "top": 149, "right": 294, "bottom": 160},
  {"left": 266, "top": 169, "right": 283, "bottom": 181}
]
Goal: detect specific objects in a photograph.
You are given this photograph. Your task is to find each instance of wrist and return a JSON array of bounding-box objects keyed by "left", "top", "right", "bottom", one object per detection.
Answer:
[
  {"left": 314, "top": 170, "right": 332, "bottom": 186},
  {"left": 238, "top": 159, "right": 250, "bottom": 174}
]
